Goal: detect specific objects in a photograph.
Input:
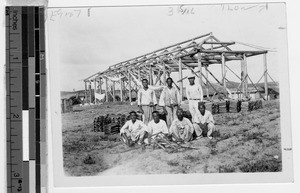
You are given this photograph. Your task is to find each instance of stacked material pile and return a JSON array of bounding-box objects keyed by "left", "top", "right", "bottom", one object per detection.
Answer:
[{"left": 206, "top": 99, "right": 262, "bottom": 114}]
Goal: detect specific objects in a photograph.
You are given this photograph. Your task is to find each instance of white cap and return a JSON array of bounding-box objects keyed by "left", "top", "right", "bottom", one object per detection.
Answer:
[{"left": 187, "top": 73, "right": 195, "bottom": 79}]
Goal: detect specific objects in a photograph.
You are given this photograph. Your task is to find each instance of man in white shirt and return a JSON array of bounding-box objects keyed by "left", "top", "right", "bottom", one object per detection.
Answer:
[
  {"left": 147, "top": 111, "right": 169, "bottom": 137},
  {"left": 193, "top": 102, "right": 216, "bottom": 139},
  {"left": 120, "top": 111, "right": 148, "bottom": 146},
  {"left": 137, "top": 79, "right": 157, "bottom": 125},
  {"left": 159, "top": 77, "right": 181, "bottom": 128},
  {"left": 170, "top": 108, "right": 194, "bottom": 142},
  {"left": 186, "top": 74, "right": 203, "bottom": 122}
]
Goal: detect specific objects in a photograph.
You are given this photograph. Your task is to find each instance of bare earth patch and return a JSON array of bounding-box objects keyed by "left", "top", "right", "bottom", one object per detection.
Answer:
[{"left": 62, "top": 100, "right": 281, "bottom": 176}]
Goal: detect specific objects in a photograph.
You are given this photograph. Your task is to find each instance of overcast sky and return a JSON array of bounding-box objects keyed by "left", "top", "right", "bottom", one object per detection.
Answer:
[{"left": 47, "top": 3, "right": 287, "bottom": 91}]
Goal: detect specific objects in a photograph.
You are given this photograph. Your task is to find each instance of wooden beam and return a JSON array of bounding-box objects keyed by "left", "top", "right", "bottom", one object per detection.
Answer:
[
  {"left": 99, "top": 78, "right": 102, "bottom": 94},
  {"left": 221, "top": 54, "right": 227, "bottom": 96},
  {"left": 120, "top": 79, "right": 123, "bottom": 102},
  {"left": 241, "top": 58, "right": 245, "bottom": 97},
  {"left": 105, "top": 77, "right": 108, "bottom": 102},
  {"left": 128, "top": 71, "right": 132, "bottom": 103},
  {"left": 210, "top": 35, "right": 232, "bottom": 51},
  {"left": 243, "top": 54, "right": 249, "bottom": 98},
  {"left": 263, "top": 53, "right": 269, "bottom": 100},
  {"left": 199, "top": 49, "right": 267, "bottom": 54},
  {"left": 84, "top": 81, "right": 87, "bottom": 103},
  {"left": 203, "top": 41, "right": 235, "bottom": 45},
  {"left": 198, "top": 53, "right": 203, "bottom": 87},
  {"left": 112, "top": 81, "right": 116, "bottom": 102},
  {"left": 205, "top": 66, "right": 210, "bottom": 100},
  {"left": 94, "top": 78, "right": 97, "bottom": 104},
  {"left": 178, "top": 58, "right": 184, "bottom": 100},
  {"left": 149, "top": 65, "right": 153, "bottom": 85},
  {"left": 162, "top": 61, "right": 166, "bottom": 85},
  {"left": 89, "top": 81, "right": 92, "bottom": 104},
  {"left": 138, "top": 68, "right": 141, "bottom": 82}
]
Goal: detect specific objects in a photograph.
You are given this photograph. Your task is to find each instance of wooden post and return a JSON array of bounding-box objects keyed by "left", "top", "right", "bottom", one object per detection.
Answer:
[
  {"left": 138, "top": 68, "right": 141, "bottom": 82},
  {"left": 112, "top": 81, "right": 115, "bottom": 102},
  {"left": 205, "top": 66, "right": 210, "bottom": 100},
  {"left": 120, "top": 79, "right": 123, "bottom": 102},
  {"left": 243, "top": 54, "right": 249, "bottom": 98},
  {"left": 149, "top": 64, "right": 153, "bottom": 85},
  {"left": 94, "top": 78, "right": 97, "bottom": 104},
  {"left": 105, "top": 77, "right": 108, "bottom": 102},
  {"left": 89, "top": 81, "right": 92, "bottom": 104},
  {"left": 162, "top": 61, "right": 166, "bottom": 85},
  {"left": 241, "top": 58, "right": 245, "bottom": 98},
  {"left": 198, "top": 53, "right": 203, "bottom": 87},
  {"left": 263, "top": 53, "right": 268, "bottom": 100},
  {"left": 99, "top": 78, "right": 102, "bottom": 94},
  {"left": 178, "top": 58, "right": 184, "bottom": 100},
  {"left": 128, "top": 71, "right": 132, "bottom": 103},
  {"left": 84, "top": 81, "right": 87, "bottom": 103},
  {"left": 221, "top": 53, "right": 227, "bottom": 96}
]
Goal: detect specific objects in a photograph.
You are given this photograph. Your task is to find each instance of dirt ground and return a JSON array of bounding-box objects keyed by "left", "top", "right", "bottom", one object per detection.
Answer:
[{"left": 62, "top": 100, "right": 282, "bottom": 176}]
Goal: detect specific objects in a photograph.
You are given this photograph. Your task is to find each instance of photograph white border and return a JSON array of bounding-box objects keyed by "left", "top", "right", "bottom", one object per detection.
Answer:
[
  {"left": 0, "top": 0, "right": 299, "bottom": 193},
  {"left": 48, "top": 0, "right": 293, "bottom": 188}
]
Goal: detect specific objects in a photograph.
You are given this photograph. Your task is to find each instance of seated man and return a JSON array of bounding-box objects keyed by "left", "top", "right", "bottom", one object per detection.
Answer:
[
  {"left": 120, "top": 111, "right": 148, "bottom": 146},
  {"left": 147, "top": 111, "right": 169, "bottom": 138},
  {"left": 193, "top": 102, "right": 216, "bottom": 140},
  {"left": 170, "top": 108, "right": 194, "bottom": 142}
]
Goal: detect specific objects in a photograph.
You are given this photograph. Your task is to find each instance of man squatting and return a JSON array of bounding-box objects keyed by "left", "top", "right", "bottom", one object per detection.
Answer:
[{"left": 121, "top": 76, "right": 216, "bottom": 146}]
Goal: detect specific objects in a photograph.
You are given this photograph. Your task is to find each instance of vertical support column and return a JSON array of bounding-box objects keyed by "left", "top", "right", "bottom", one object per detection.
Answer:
[
  {"left": 99, "top": 78, "right": 102, "bottom": 94},
  {"left": 88, "top": 81, "right": 92, "bottom": 104},
  {"left": 241, "top": 58, "right": 245, "bottom": 98},
  {"left": 178, "top": 58, "right": 184, "bottom": 100},
  {"left": 243, "top": 54, "right": 249, "bottom": 98},
  {"left": 263, "top": 53, "right": 268, "bottom": 100},
  {"left": 84, "top": 81, "right": 87, "bottom": 103},
  {"left": 198, "top": 53, "right": 203, "bottom": 87},
  {"left": 162, "top": 61, "right": 166, "bottom": 85},
  {"left": 138, "top": 68, "right": 141, "bottom": 82},
  {"left": 94, "top": 78, "right": 97, "bottom": 104},
  {"left": 149, "top": 64, "right": 153, "bottom": 85},
  {"left": 128, "top": 71, "right": 132, "bottom": 103},
  {"left": 205, "top": 66, "right": 210, "bottom": 100},
  {"left": 105, "top": 77, "right": 108, "bottom": 102},
  {"left": 112, "top": 81, "right": 115, "bottom": 102},
  {"left": 120, "top": 79, "right": 123, "bottom": 102},
  {"left": 221, "top": 54, "right": 227, "bottom": 96}
]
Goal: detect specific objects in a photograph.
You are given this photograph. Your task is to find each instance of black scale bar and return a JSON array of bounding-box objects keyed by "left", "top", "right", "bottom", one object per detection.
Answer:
[{"left": 7, "top": 6, "right": 46, "bottom": 193}]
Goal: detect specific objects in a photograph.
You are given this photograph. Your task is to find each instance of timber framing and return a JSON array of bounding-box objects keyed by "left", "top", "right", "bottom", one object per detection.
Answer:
[{"left": 83, "top": 32, "right": 270, "bottom": 104}]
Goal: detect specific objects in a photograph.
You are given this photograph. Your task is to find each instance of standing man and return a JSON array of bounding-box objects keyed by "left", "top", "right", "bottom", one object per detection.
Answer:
[
  {"left": 137, "top": 79, "right": 157, "bottom": 125},
  {"left": 186, "top": 74, "right": 203, "bottom": 122},
  {"left": 159, "top": 77, "right": 181, "bottom": 129},
  {"left": 193, "top": 103, "right": 216, "bottom": 139},
  {"left": 170, "top": 108, "right": 194, "bottom": 142},
  {"left": 120, "top": 111, "right": 148, "bottom": 146}
]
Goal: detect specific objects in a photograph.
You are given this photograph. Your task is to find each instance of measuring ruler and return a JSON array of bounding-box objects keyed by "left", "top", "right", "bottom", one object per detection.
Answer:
[{"left": 6, "top": 6, "right": 47, "bottom": 193}]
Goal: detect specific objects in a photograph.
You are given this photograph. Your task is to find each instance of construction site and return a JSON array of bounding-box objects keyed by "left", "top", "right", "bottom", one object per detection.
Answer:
[
  {"left": 61, "top": 33, "right": 281, "bottom": 176},
  {"left": 81, "top": 32, "right": 278, "bottom": 106}
]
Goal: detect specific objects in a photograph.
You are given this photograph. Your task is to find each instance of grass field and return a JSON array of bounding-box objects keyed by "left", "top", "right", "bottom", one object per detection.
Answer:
[{"left": 62, "top": 100, "right": 282, "bottom": 176}]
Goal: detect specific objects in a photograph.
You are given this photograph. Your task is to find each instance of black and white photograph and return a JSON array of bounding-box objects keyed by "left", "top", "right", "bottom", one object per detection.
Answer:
[{"left": 47, "top": 1, "right": 293, "bottom": 186}]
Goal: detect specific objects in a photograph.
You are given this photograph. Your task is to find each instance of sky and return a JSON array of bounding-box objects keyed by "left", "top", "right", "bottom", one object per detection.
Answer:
[{"left": 46, "top": 3, "right": 288, "bottom": 91}]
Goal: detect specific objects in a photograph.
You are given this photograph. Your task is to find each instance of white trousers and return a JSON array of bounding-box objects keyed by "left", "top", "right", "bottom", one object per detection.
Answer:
[{"left": 188, "top": 100, "right": 201, "bottom": 122}]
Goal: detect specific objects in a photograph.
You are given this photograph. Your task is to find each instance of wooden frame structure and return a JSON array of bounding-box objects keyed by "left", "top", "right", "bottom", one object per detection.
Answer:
[{"left": 83, "top": 32, "right": 269, "bottom": 104}]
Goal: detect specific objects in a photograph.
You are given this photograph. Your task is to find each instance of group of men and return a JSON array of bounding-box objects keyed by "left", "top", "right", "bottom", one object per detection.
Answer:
[{"left": 120, "top": 75, "right": 216, "bottom": 146}]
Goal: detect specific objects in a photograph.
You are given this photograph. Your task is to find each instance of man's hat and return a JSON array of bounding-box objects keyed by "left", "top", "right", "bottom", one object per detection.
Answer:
[{"left": 187, "top": 74, "right": 195, "bottom": 79}]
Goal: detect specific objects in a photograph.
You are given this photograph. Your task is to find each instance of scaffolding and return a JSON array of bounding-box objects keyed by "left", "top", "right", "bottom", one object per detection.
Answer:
[{"left": 83, "top": 32, "right": 270, "bottom": 104}]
